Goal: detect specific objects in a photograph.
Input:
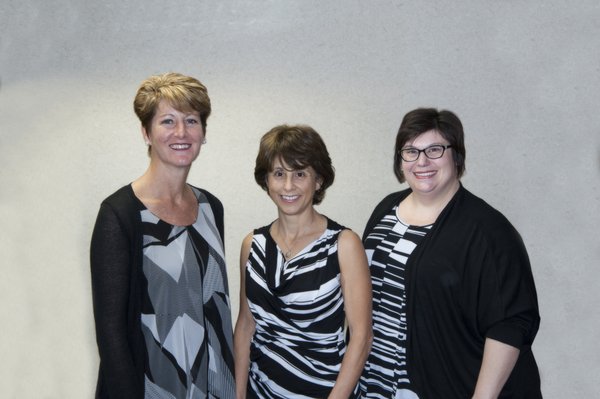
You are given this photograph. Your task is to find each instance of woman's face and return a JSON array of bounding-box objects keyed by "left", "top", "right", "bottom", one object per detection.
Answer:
[
  {"left": 143, "top": 100, "right": 205, "bottom": 169},
  {"left": 266, "top": 158, "right": 322, "bottom": 217},
  {"left": 401, "top": 129, "right": 459, "bottom": 199}
]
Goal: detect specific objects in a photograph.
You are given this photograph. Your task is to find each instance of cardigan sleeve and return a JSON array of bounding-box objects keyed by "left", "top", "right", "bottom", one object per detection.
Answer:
[
  {"left": 477, "top": 220, "right": 540, "bottom": 349},
  {"left": 90, "top": 201, "right": 143, "bottom": 398}
]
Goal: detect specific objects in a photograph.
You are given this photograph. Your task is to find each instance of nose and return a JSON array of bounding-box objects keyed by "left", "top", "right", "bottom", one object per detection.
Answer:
[
  {"left": 174, "top": 121, "right": 186, "bottom": 137},
  {"left": 283, "top": 173, "right": 294, "bottom": 190},
  {"left": 416, "top": 151, "right": 430, "bottom": 165}
]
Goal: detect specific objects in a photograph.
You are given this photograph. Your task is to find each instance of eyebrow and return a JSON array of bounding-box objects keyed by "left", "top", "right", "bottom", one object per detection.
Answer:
[{"left": 403, "top": 142, "right": 447, "bottom": 148}]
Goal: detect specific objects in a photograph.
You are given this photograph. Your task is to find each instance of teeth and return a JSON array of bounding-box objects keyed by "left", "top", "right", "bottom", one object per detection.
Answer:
[
  {"left": 170, "top": 144, "right": 191, "bottom": 150},
  {"left": 282, "top": 195, "right": 299, "bottom": 201},
  {"left": 415, "top": 171, "right": 435, "bottom": 177}
]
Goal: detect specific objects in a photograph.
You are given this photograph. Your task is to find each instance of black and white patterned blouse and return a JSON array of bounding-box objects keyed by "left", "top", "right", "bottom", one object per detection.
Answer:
[
  {"left": 360, "top": 205, "right": 430, "bottom": 399},
  {"left": 245, "top": 218, "right": 354, "bottom": 399}
]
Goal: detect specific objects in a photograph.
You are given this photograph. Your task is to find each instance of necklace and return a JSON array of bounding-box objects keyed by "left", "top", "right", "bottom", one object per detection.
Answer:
[
  {"left": 281, "top": 237, "right": 295, "bottom": 259},
  {"left": 275, "top": 213, "right": 324, "bottom": 259}
]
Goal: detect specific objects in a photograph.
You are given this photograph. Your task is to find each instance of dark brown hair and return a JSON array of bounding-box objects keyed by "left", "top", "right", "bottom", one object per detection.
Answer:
[
  {"left": 254, "top": 124, "right": 335, "bottom": 205},
  {"left": 394, "top": 108, "right": 466, "bottom": 183}
]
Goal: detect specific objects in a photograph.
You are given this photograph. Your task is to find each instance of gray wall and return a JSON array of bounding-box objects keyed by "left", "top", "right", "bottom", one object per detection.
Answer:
[{"left": 1, "top": 1, "right": 598, "bottom": 397}]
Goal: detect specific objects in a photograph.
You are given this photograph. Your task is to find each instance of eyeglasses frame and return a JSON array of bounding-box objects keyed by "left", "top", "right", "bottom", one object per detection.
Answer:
[{"left": 399, "top": 144, "right": 453, "bottom": 162}]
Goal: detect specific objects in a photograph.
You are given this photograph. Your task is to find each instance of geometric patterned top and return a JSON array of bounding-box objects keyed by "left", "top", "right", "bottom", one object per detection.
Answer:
[{"left": 140, "top": 187, "right": 235, "bottom": 399}]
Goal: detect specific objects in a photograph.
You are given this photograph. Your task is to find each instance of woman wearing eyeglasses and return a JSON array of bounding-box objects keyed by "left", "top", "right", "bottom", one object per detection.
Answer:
[
  {"left": 234, "top": 124, "right": 372, "bottom": 398},
  {"left": 359, "top": 108, "right": 542, "bottom": 398}
]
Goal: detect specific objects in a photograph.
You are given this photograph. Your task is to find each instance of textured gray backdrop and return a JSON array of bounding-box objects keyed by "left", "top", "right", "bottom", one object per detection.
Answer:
[{"left": 1, "top": 1, "right": 599, "bottom": 397}]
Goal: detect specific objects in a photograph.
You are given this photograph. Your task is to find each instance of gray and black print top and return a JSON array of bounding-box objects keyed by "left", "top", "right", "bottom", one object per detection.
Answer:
[{"left": 140, "top": 187, "right": 234, "bottom": 399}]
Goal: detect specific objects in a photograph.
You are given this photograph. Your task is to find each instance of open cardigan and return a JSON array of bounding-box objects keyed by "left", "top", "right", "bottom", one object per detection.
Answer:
[
  {"left": 89, "top": 184, "right": 225, "bottom": 399},
  {"left": 363, "top": 185, "right": 541, "bottom": 398}
]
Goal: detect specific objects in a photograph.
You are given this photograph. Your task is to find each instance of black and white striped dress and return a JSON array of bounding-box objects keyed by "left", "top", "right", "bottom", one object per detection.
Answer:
[
  {"left": 245, "top": 218, "right": 355, "bottom": 399},
  {"left": 359, "top": 205, "right": 430, "bottom": 399}
]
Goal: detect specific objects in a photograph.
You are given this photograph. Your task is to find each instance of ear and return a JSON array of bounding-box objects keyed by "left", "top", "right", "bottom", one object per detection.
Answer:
[
  {"left": 315, "top": 176, "right": 323, "bottom": 191},
  {"left": 141, "top": 125, "right": 150, "bottom": 145}
]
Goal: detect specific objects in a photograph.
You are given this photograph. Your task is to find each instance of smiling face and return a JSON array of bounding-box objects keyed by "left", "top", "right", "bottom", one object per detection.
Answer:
[
  {"left": 143, "top": 100, "right": 205, "bottom": 169},
  {"left": 266, "top": 158, "right": 322, "bottom": 217},
  {"left": 401, "top": 129, "right": 459, "bottom": 200}
]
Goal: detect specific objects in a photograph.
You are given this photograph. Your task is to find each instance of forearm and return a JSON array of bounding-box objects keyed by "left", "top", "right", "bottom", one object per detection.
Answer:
[
  {"left": 472, "top": 338, "right": 520, "bottom": 399},
  {"left": 329, "top": 230, "right": 373, "bottom": 398},
  {"left": 327, "top": 328, "right": 372, "bottom": 399},
  {"left": 233, "top": 321, "right": 254, "bottom": 399}
]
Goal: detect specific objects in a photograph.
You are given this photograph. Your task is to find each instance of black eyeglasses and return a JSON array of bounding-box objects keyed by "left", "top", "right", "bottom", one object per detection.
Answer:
[{"left": 399, "top": 144, "right": 452, "bottom": 162}]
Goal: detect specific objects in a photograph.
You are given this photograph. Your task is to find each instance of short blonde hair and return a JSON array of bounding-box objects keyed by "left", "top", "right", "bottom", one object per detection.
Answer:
[{"left": 133, "top": 72, "right": 211, "bottom": 132}]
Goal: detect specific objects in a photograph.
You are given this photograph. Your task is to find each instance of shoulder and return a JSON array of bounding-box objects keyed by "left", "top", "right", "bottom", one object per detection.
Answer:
[
  {"left": 322, "top": 217, "right": 359, "bottom": 243},
  {"left": 242, "top": 225, "right": 269, "bottom": 250},
  {"left": 96, "top": 184, "right": 142, "bottom": 229},
  {"left": 190, "top": 185, "right": 223, "bottom": 211},
  {"left": 338, "top": 228, "right": 364, "bottom": 249},
  {"left": 91, "top": 185, "right": 141, "bottom": 248},
  {"left": 375, "top": 189, "right": 409, "bottom": 210},
  {"left": 324, "top": 216, "right": 346, "bottom": 232},
  {"left": 101, "top": 184, "right": 139, "bottom": 210},
  {"left": 371, "top": 189, "right": 410, "bottom": 218},
  {"left": 253, "top": 223, "right": 272, "bottom": 236},
  {"left": 451, "top": 187, "right": 524, "bottom": 248},
  {"left": 241, "top": 231, "right": 254, "bottom": 253},
  {"left": 457, "top": 187, "right": 516, "bottom": 231},
  {"left": 337, "top": 228, "right": 369, "bottom": 275},
  {"left": 190, "top": 185, "right": 224, "bottom": 238},
  {"left": 362, "top": 189, "right": 410, "bottom": 239}
]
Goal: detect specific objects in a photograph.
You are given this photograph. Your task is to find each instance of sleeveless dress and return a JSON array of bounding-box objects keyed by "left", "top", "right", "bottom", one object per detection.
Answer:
[
  {"left": 359, "top": 205, "right": 430, "bottom": 399},
  {"left": 245, "top": 218, "right": 356, "bottom": 399},
  {"left": 139, "top": 187, "right": 235, "bottom": 399}
]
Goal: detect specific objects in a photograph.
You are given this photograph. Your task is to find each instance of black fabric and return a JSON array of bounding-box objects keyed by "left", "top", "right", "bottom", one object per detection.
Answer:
[
  {"left": 90, "top": 184, "right": 224, "bottom": 399},
  {"left": 363, "top": 185, "right": 542, "bottom": 398}
]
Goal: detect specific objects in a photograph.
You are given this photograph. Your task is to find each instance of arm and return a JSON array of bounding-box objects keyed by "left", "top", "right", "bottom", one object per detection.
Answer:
[
  {"left": 471, "top": 214, "right": 539, "bottom": 398},
  {"left": 328, "top": 230, "right": 373, "bottom": 399},
  {"left": 472, "top": 338, "right": 520, "bottom": 399},
  {"left": 233, "top": 233, "right": 256, "bottom": 399},
  {"left": 90, "top": 202, "right": 142, "bottom": 398}
]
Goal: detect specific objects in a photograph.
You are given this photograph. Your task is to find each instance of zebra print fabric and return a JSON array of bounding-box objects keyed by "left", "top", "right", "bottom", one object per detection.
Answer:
[
  {"left": 245, "top": 218, "right": 355, "bottom": 399},
  {"left": 359, "top": 206, "right": 430, "bottom": 399}
]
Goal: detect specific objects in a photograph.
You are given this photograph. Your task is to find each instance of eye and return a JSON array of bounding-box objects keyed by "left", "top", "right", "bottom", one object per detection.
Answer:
[
  {"left": 426, "top": 145, "right": 443, "bottom": 156},
  {"left": 185, "top": 118, "right": 199, "bottom": 125},
  {"left": 294, "top": 171, "right": 306, "bottom": 179},
  {"left": 160, "top": 118, "right": 174, "bottom": 125},
  {"left": 272, "top": 170, "right": 285, "bottom": 178},
  {"left": 403, "top": 148, "right": 418, "bottom": 156}
]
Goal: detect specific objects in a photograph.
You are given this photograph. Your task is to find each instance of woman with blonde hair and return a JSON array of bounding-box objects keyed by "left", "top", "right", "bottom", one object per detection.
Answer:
[{"left": 90, "top": 72, "right": 235, "bottom": 398}]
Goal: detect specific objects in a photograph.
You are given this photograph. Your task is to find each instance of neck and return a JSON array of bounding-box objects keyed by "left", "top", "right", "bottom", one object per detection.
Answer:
[
  {"left": 276, "top": 209, "right": 321, "bottom": 238},
  {"left": 400, "top": 181, "right": 460, "bottom": 225},
  {"left": 134, "top": 163, "right": 191, "bottom": 201},
  {"left": 412, "top": 180, "right": 460, "bottom": 209},
  {"left": 272, "top": 209, "right": 325, "bottom": 260}
]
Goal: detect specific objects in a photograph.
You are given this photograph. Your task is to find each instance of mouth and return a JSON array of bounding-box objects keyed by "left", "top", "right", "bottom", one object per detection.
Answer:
[
  {"left": 169, "top": 143, "right": 192, "bottom": 150},
  {"left": 281, "top": 195, "right": 300, "bottom": 202},
  {"left": 414, "top": 171, "right": 436, "bottom": 179}
]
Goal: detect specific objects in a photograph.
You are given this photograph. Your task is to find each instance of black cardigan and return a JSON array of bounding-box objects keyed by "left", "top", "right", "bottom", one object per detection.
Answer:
[
  {"left": 90, "top": 184, "right": 224, "bottom": 399},
  {"left": 363, "top": 185, "right": 542, "bottom": 398}
]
